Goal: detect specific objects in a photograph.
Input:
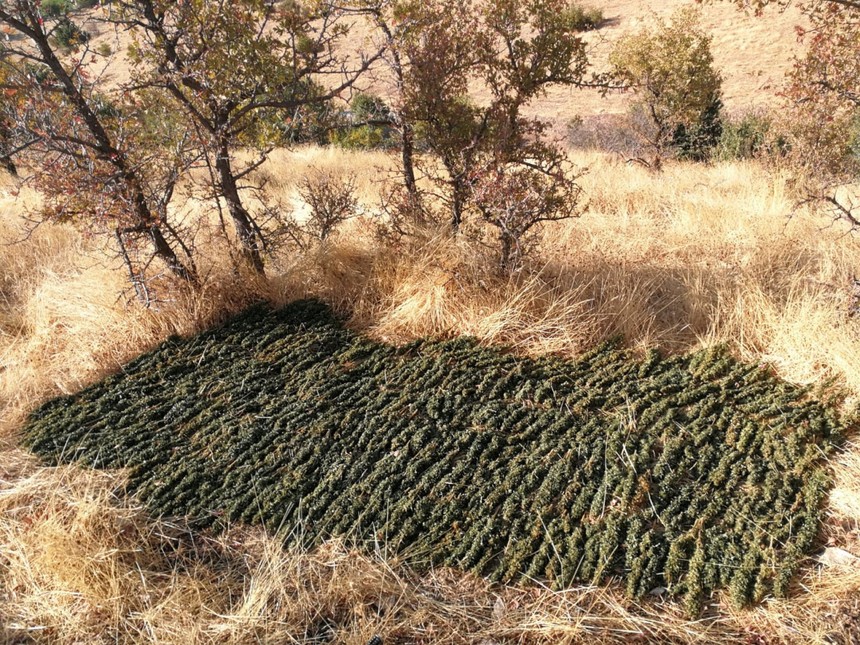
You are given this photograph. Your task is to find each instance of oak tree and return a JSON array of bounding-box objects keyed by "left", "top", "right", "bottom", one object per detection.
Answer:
[
  {"left": 722, "top": 0, "right": 860, "bottom": 229},
  {"left": 120, "top": 0, "right": 382, "bottom": 273},
  {"left": 367, "top": 0, "right": 588, "bottom": 270},
  {"left": 0, "top": 0, "right": 199, "bottom": 299},
  {"left": 610, "top": 8, "right": 723, "bottom": 161}
]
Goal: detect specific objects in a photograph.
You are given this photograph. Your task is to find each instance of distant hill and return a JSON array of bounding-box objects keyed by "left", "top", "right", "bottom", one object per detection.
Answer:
[
  {"left": 530, "top": 0, "right": 807, "bottom": 126},
  {"left": 345, "top": 0, "right": 808, "bottom": 136},
  {"left": 78, "top": 1, "right": 807, "bottom": 137}
]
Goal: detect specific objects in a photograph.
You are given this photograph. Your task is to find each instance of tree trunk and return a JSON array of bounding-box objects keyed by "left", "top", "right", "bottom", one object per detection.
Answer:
[
  {"left": 401, "top": 121, "right": 418, "bottom": 197},
  {"left": 498, "top": 231, "right": 518, "bottom": 274},
  {"left": 450, "top": 176, "right": 468, "bottom": 233},
  {"left": 372, "top": 12, "right": 419, "bottom": 201},
  {"left": 215, "top": 142, "right": 265, "bottom": 275},
  {"left": 149, "top": 225, "right": 195, "bottom": 282}
]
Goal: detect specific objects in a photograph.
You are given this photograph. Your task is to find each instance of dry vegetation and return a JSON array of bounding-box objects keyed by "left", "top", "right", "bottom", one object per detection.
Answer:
[{"left": 2, "top": 147, "right": 860, "bottom": 643}]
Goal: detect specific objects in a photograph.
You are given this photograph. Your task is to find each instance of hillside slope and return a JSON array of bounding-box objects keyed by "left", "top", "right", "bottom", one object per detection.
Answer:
[{"left": 76, "top": 0, "right": 806, "bottom": 137}]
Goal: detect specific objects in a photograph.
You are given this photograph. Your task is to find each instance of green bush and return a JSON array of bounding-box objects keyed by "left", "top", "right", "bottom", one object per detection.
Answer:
[
  {"left": 24, "top": 300, "right": 847, "bottom": 616},
  {"left": 239, "top": 83, "right": 335, "bottom": 147},
  {"left": 42, "top": 0, "right": 72, "bottom": 17},
  {"left": 714, "top": 111, "right": 789, "bottom": 161},
  {"left": 331, "top": 93, "right": 397, "bottom": 150},
  {"left": 23, "top": 63, "right": 51, "bottom": 84},
  {"left": 260, "top": 103, "right": 332, "bottom": 146},
  {"left": 91, "top": 94, "right": 120, "bottom": 118},
  {"left": 610, "top": 8, "right": 723, "bottom": 160},
  {"left": 673, "top": 94, "right": 724, "bottom": 162},
  {"left": 848, "top": 109, "right": 860, "bottom": 162},
  {"left": 350, "top": 92, "right": 391, "bottom": 123},
  {"left": 331, "top": 124, "right": 387, "bottom": 150},
  {"left": 53, "top": 17, "right": 90, "bottom": 49},
  {"left": 568, "top": 4, "right": 604, "bottom": 31}
]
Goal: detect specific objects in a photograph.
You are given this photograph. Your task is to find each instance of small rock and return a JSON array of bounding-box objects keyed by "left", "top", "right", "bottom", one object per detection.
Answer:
[
  {"left": 648, "top": 587, "right": 668, "bottom": 596},
  {"left": 820, "top": 547, "right": 860, "bottom": 568},
  {"left": 492, "top": 596, "right": 506, "bottom": 620}
]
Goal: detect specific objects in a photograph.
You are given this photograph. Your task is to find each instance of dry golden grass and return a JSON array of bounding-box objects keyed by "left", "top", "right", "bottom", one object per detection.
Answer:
[
  {"left": 2, "top": 148, "right": 860, "bottom": 643},
  {"left": 0, "top": 224, "right": 264, "bottom": 439},
  {"left": 275, "top": 151, "right": 860, "bottom": 392}
]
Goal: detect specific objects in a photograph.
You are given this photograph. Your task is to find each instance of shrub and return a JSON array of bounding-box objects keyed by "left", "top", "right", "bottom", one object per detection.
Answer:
[
  {"left": 331, "top": 93, "right": 396, "bottom": 150},
  {"left": 568, "top": 4, "right": 604, "bottom": 31},
  {"left": 783, "top": 5, "right": 860, "bottom": 181},
  {"left": 714, "top": 111, "right": 789, "bottom": 161},
  {"left": 332, "top": 125, "right": 386, "bottom": 150},
  {"left": 749, "top": 5, "right": 860, "bottom": 235},
  {"left": 91, "top": 95, "right": 120, "bottom": 118},
  {"left": 376, "top": 0, "right": 589, "bottom": 234},
  {"left": 42, "top": 0, "right": 72, "bottom": 17},
  {"left": 850, "top": 110, "right": 860, "bottom": 162},
  {"left": 242, "top": 101, "right": 334, "bottom": 148},
  {"left": 473, "top": 158, "right": 582, "bottom": 272},
  {"left": 23, "top": 62, "right": 51, "bottom": 84},
  {"left": 298, "top": 168, "right": 358, "bottom": 243},
  {"left": 53, "top": 17, "right": 90, "bottom": 49},
  {"left": 351, "top": 92, "right": 391, "bottom": 123},
  {"left": 610, "top": 8, "right": 723, "bottom": 161},
  {"left": 672, "top": 94, "right": 723, "bottom": 161}
]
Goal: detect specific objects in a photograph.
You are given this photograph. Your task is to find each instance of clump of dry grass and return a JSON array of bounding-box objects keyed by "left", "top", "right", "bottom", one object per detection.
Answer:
[
  {"left": 0, "top": 219, "right": 270, "bottom": 438},
  {"left": 2, "top": 149, "right": 860, "bottom": 643}
]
